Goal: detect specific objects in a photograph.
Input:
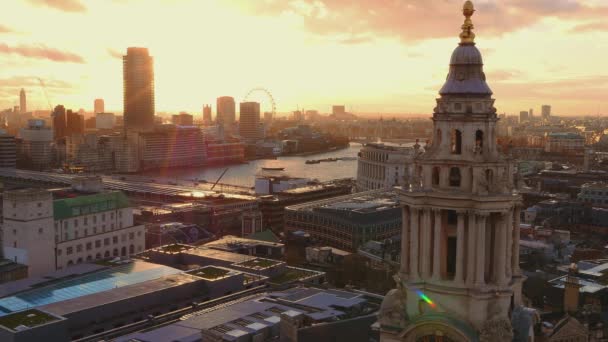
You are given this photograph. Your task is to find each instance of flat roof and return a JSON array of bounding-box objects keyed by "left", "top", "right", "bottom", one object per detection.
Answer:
[
  {"left": 286, "top": 189, "right": 398, "bottom": 213},
  {"left": 116, "top": 286, "right": 376, "bottom": 342},
  {"left": 204, "top": 235, "right": 284, "bottom": 250},
  {"left": 39, "top": 273, "right": 197, "bottom": 316},
  {"left": 184, "top": 247, "right": 256, "bottom": 264},
  {"left": 0, "top": 261, "right": 181, "bottom": 316}
]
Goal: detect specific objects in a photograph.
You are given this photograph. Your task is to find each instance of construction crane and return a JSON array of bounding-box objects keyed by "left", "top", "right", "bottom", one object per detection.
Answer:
[
  {"left": 210, "top": 168, "right": 229, "bottom": 191},
  {"left": 37, "top": 77, "right": 53, "bottom": 112}
]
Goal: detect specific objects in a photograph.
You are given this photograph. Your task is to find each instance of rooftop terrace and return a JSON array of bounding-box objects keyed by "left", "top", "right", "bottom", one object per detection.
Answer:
[{"left": 0, "top": 309, "right": 59, "bottom": 330}]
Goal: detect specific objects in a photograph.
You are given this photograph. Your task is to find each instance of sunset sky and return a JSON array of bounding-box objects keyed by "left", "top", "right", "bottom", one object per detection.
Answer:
[{"left": 1, "top": 0, "right": 607, "bottom": 117}]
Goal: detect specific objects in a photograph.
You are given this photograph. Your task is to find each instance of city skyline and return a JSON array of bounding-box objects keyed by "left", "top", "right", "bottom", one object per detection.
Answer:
[{"left": 0, "top": 0, "right": 607, "bottom": 116}]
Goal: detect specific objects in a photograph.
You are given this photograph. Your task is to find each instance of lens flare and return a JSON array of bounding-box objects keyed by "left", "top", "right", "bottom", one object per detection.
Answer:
[{"left": 415, "top": 289, "right": 437, "bottom": 308}]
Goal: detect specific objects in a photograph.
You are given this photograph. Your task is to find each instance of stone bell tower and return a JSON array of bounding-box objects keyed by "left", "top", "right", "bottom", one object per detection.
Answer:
[{"left": 378, "top": 2, "right": 523, "bottom": 341}]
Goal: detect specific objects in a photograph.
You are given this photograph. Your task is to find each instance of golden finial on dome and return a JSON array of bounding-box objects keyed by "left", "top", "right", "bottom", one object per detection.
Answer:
[{"left": 460, "top": 1, "right": 476, "bottom": 44}]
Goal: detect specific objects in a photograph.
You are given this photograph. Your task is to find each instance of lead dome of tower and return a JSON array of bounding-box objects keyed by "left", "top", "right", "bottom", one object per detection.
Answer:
[{"left": 450, "top": 44, "right": 483, "bottom": 65}]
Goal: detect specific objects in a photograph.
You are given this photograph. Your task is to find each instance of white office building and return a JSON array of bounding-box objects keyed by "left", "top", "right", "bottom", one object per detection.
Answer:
[{"left": 1, "top": 177, "right": 145, "bottom": 277}]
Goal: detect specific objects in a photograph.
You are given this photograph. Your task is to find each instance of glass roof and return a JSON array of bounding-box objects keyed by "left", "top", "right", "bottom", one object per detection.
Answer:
[{"left": 0, "top": 262, "right": 180, "bottom": 316}]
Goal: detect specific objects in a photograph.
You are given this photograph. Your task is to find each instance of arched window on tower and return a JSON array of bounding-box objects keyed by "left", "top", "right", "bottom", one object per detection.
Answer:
[
  {"left": 475, "top": 130, "right": 484, "bottom": 153},
  {"left": 451, "top": 129, "right": 462, "bottom": 154},
  {"left": 432, "top": 167, "right": 440, "bottom": 186},
  {"left": 449, "top": 167, "right": 461, "bottom": 187}
]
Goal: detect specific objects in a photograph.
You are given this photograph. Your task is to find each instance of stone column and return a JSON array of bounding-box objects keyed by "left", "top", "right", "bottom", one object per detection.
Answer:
[
  {"left": 455, "top": 210, "right": 466, "bottom": 283},
  {"left": 505, "top": 209, "right": 513, "bottom": 279},
  {"left": 495, "top": 212, "right": 507, "bottom": 285},
  {"left": 475, "top": 213, "right": 487, "bottom": 286},
  {"left": 512, "top": 205, "right": 521, "bottom": 275},
  {"left": 421, "top": 209, "right": 432, "bottom": 278},
  {"left": 400, "top": 206, "right": 410, "bottom": 275},
  {"left": 432, "top": 209, "right": 442, "bottom": 281},
  {"left": 466, "top": 211, "right": 476, "bottom": 285},
  {"left": 409, "top": 208, "right": 420, "bottom": 280}
]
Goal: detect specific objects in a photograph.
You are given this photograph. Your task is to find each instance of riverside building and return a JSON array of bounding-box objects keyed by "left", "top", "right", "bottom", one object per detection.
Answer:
[{"left": 357, "top": 143, "right": 414, "bottom": 191}]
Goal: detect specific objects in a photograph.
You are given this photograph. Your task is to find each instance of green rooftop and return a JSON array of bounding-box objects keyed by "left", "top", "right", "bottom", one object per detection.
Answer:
[
  {"left": 269, "top": 268, "right": 317, "bottom": 285},
  {"left": 238, "top": 258, "right": 280, "bottom": 269},
  {"left": 191, "top": 267, "right": 230, "bottom": 280},
  {"left": 159, "top": 244, "right": 192, "bottom": 253},
  {"left": 0, "top": 310, "right": 59, "bottom": 330},
  {"left": 53, "top": 191, "right": 130, "bottom": 220},
  {"left": 247, "top": 230, "right": 280, "bottom": 243}
]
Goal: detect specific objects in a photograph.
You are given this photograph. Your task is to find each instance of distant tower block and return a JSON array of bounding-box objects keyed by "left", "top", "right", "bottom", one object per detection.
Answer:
[
  {"left": 203, "top": 105, "right": 212, "bottom": 124},
  {"left": 241, "top": 211, "right": 263, "bottom": 237},
  {"left": 123, "top": 47, "right": 155, "bottom": 133},
  {"left": 94, "top": 99, "right": 105, "bottom": 114},
  {"left": 19, "top": 89, "right": 26, "bottom": 114}
]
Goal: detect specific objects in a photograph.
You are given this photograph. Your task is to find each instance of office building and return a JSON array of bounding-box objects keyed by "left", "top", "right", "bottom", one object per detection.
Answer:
[
  {"left": 239, "top": 101, "right": 261, "bottom": 141},
  {"left": 202, "top": 105, "right": 212, "bottom": 124},
  {"left": 241, "top": 211, "right": 263, "bottom": 236},
  {"left": 171, "top": 112, "right": 194, "bottom": 126},
  {"left": 123, "top": 47, "right": 155, "bottom": 132},
  {"left": 19, "top": 88, "right": 26, "bottom": 114},
  {"left": 116, "top": 287, "right": 378, "bottom": 342},
  {"left": 542, "top": 104, "right": 552, "bottom": 120},
  {"left": 93, "top": 98, "right": 104, "bottom": 114},
  {"left": 1, "top": 177, "right": 145, "bottom": 277},
  {"left": 332, "top": 105, "right": 346, "bottom": 116},
  {"left": 285, "top": 190, "right": 402, "bottom": 251},
  {"left": 378, "top": 3, "right": 527, "bottom": 341},
  {"left": 52, "top": 105, "right": 67, "bottom": 140},
  {"left": 204, "top": 137, "right": 245, "bottom": 165},
  {"left": 0, "top": 132, "right": 17, "bottom": 168},
  {"left": 578, "top": 182, "right": 608, "bottom": 206},
  {"left": 544, "top": 132, "right": 585, "bottom": 154},
  {"left": 357, "top": 143, "right": 414, "bottom": 191},
  {"left": 65, "top": 134, "right": 114, "bottom": 172},
  {"left": 95, "top": 112, "right": 115, "bottom": 129},
  {"left": 19, "top": 119, "right": 53, "bottom": 169},
  {"left": 519, "top": 110, "right": 528, "bottom": 123},
  {"left": 138, "top": 125, "right": 205, "bottom": 170},
  {"left": 216, "top": 96, "right": 235, "bottom": 126},
  {"left": 65, "top": 110, "right": 84, "bottom": 136},
  {"left": 263, "top": 111, "right": 273, "bottom": 123},
  {"left": 259, "top": 180, "right": 353, "bottom": 233}
]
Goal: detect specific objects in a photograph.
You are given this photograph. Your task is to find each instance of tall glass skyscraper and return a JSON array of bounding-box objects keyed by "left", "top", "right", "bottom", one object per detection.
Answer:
[{"left": 123, "top": 47, "right": 155, "bottom": 132}]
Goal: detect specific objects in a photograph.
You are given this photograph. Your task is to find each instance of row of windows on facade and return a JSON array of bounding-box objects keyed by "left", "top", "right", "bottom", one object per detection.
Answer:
[
  {"left": 54, "top": 210, "right": 124, "bottom": 229},
  {"left": 54, "top": 222, "right": 126, "bottom": 241},
  {"left": 63, "top": 245, "right": 142, "bottom": 267},
  {"left": 289, "top": 220, "right": 400, "bottom": 234},
  {"left": 57, "top": 231, "right": 141, "bottom": 256},
  {"left": 582, "top": 190, "right": 608, "bottom": 196},
  {"left": 582, "top": 198, "right": 608, "bottom": 204}
]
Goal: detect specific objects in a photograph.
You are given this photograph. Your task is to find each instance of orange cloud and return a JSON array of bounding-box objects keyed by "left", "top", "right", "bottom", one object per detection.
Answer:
[
  {"left": 240, "top": 0, "right": 608, "bottom": 42},
  {"left": 0, "top": 43, "right": 85, "bottom": 63},
  {"left": 0, "top": 25, "right": 13, "bottom": 33},
  {"left": 27, "top": 0, "right": 86, "bottom": 12}
]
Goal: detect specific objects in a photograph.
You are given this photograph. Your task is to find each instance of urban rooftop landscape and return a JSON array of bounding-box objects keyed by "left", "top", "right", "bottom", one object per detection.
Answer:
[{"left": 1, "top": 1, "right": 608, "bottom": 341}]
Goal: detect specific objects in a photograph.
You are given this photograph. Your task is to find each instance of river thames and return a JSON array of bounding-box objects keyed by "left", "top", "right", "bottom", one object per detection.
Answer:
[{"left": 146, "top": 143, "right": 364, "bottom": 188}]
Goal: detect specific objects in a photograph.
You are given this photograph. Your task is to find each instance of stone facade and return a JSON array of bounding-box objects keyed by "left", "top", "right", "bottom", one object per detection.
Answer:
[{"left": 379, "top": 2, "right": 524, "bottom": 341}]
